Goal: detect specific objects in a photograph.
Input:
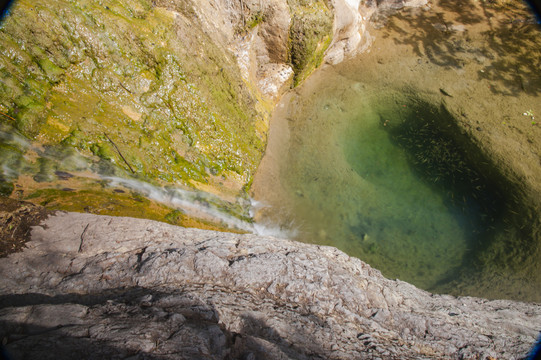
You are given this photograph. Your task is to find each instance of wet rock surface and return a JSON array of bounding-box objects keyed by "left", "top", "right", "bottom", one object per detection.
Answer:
[
  {"left": 1, "top": 211, "right": 539, "bottom": 359},
  {"left": 0, "top": 0, "right": 337, "bottom": 227}
]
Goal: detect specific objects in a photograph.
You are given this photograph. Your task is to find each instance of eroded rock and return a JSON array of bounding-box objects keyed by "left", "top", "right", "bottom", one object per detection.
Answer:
[{"left": 0, "top": 212, "right": 538, "bottom": 359}]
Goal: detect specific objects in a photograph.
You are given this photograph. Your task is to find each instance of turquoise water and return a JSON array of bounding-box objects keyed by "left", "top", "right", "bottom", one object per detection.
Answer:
[
  {"left": 341, "top": 101, "right": 473, "bottom": 289},
  {"left": 279, "top": 90, "right": 472, "bottom": 289},
  {"left": 255, "top": 82, "right": 539, "bottom": 298}
]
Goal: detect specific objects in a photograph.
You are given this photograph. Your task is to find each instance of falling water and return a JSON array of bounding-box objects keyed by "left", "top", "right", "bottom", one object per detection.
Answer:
[{"left": 0, "top": 123, "right": 288, "bottom": 237}]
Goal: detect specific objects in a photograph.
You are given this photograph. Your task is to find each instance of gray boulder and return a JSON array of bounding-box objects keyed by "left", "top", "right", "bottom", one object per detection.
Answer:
[{"left": 0, "top": 212, "right": 539, "bottom": 359}]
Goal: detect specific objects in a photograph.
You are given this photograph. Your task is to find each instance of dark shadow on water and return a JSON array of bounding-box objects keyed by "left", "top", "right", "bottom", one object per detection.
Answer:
[
  {"left": 382, "top": 97, "right": 540, "bottom": 296},
  {"left": 384, "top": 100, "right": 506, "bottom": 234}
]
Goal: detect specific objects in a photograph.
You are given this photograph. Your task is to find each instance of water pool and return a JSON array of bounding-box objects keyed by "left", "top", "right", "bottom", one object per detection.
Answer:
[{"left": 252, "top": 77, "right": 540, "bottom": 301}]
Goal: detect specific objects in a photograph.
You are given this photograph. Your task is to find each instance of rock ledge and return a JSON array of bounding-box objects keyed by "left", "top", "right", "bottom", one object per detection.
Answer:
[{"left": 0, "top": 212, "right": 539, "bottom": 359}]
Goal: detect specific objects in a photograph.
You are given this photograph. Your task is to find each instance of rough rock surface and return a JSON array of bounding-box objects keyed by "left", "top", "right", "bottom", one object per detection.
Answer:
[
  {"left": 325, "top": 0, "right": 428, "bottom": 64},
  {"left": 326, "top": 0, "right": 369, "bottom": 65},
  {"left": 1, "top": 212, "right": 539, "bottom": 359}
]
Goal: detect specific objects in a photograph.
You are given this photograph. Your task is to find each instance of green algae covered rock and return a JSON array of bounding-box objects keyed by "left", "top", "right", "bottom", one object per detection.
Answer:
[
  {"left": 0, "top": 0, "right": 264, "bottom": 192},
  {"left": 288, "top": 0, "right": 333, "bottom": 85}
]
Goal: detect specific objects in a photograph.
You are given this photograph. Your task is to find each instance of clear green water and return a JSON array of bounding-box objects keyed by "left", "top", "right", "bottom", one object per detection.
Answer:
[
  {"left": 258, "top": 83, "right": 538, "bottom": 298},
  {"left": 278, "top": 91, "right": 466, "bottom": 289}
]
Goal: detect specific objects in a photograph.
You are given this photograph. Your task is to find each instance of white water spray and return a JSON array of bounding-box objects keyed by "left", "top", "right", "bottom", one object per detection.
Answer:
[{"left": 0, "top": 124, "right": 292, "bottom": 237}]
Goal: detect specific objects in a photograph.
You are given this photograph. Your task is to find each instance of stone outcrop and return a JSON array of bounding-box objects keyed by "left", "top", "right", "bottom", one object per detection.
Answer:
[
  {"left": 0, "top": 0, "right": 269, "bottom": 201},
  {"left": 1, "top": 211, "right": 539, "bottom": 359},
  {"left": 0, "top": 0, "right": 338, "bottom": 222},
  {"left": 324, "top": 0, "right": 428, "bottom": 64},
  {"left": 325, "top": 0, "right": 369, "bottom": 65},
  {"left": 0, "top": 0, "right": 331, "bottom": 209}
]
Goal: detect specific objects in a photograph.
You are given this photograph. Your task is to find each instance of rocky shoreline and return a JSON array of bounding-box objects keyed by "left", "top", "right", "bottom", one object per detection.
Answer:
[{"left": 1, "top": 211, "right": 539, "bottom": 359}]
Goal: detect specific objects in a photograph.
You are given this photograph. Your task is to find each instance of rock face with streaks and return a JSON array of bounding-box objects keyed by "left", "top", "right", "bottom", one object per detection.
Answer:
[
  {"left": 0, "top": 0, "right": 334, "bottom": 211},
  {"left": 1, "top": 211, "right": 539, "bottom": 359}
]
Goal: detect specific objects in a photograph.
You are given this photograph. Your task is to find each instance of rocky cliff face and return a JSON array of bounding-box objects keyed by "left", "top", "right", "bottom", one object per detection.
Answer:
[
  {"left": 2, "top": 1, "right": 540, "bottom": 359},
  {"left": 1, "top": 211, "right": 539, "bottom": 359},
  {"left": 0, "top": 0, "right": 336, "bottom": 200},
  {"left": 0, "top": 1, "right": 312, "bottom": 229},
  {"left": 0, "top": 0, "right": 427, "bottom": 213},
  {"left": 0, "top": 0, "right": 267, "bottom": 199}
]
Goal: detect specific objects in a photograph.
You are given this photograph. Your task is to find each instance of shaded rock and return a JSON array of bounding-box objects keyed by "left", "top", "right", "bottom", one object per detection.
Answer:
[
  {"left": 0, "top": 212, "right": 539, "bottom": 359},
  {"left": 326, "top": 0, "right": 368, "bottom": 65}
]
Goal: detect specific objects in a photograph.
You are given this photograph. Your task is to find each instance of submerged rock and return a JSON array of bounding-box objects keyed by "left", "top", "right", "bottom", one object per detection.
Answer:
[{"left": 0, "top": 211, "right": 538, "bottom": 359}]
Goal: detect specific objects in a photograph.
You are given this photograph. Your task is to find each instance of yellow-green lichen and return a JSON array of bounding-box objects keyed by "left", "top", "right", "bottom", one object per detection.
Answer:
[
  {"left": 0, "top": 0, "right": 338, "bottom": 229},
  {"left": 0, "top": 0, "right": 265, "bottom": 196}
]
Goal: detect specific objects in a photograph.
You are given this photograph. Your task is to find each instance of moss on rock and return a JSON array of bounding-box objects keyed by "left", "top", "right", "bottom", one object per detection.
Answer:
[
  {"left": 0, "top": 0, "right": 264, "bottom": 194},
  {"left": 0, "top": 0, "right": 339, "bottom": 228},
  {"left": 287, "top": 0, "right": 333, "bottom": 85}
]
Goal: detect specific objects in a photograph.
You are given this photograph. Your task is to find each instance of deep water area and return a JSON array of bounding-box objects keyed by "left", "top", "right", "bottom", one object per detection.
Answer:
[
  {"left": 253, "top": 79, "right": 540, "bottom": 301},
  {"left": 342, "top": 94, "right": 509, "bottom": 290},
  {"left": 253, "top": 1, "right": 541, "bottom": 302}
]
